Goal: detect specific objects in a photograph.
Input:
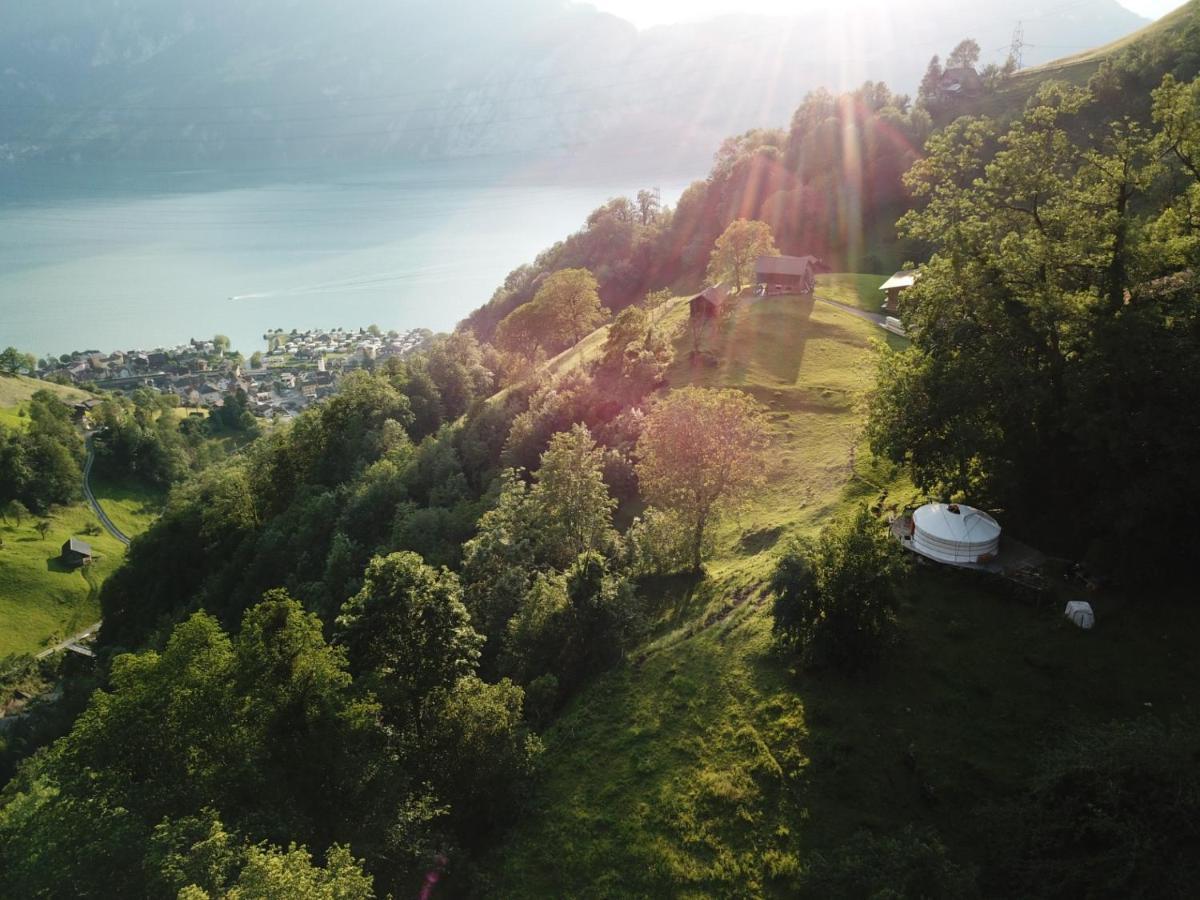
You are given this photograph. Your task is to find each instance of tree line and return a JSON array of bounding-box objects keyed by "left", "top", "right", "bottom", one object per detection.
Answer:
[{"left": 869, "top": 71, "right": 1200, "bottom": 581}]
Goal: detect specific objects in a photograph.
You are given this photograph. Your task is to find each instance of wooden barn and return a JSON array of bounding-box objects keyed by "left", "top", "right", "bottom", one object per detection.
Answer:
[
  {"left": 60, "top": 537, "right": 93, "bottom": 568},
  {"left": 689, "top": 283, "right": 729, "bottom": 320},
  {"left": 755, "top": 255, "right": 818, "bottom": 295}
]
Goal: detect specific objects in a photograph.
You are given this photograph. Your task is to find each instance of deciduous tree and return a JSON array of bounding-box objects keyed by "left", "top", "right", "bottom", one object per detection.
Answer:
[
  {"left": 707, "top": 219, "right": 778, "bottom": 293},
  {"left": 771, "top": 505, "right": 905, "bottom": 671},
  {"left": 537, "top": 267, "right": 609, "bottom": 347},
  {"left": 636, "top": 387, "right": 770, "bottom": 568},
  {"left": 335, "top": 552, "right": 482, "bottom": 724},
  {"left": 528, "top": 424, "right": 617, "bottom": 569},
  {"left": 0, "top": 346, "right": 37, "bottom": 375},
  {"left": 946, "top": 38, "right": 981, "bottom": 69}
]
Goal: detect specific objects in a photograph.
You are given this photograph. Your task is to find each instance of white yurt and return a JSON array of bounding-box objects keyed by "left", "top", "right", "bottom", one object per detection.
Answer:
[
  {"left": 910, "top": 503, "right": 1001, "bottom": 565},
  {"left": 1064, "top": 600, "right": 1095, "bottom": 630}
]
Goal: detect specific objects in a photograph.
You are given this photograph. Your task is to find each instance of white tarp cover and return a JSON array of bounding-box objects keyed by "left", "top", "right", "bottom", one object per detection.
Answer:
[
  {"left": 911, "top": 503, "right": 1001, "bottom": 564},
  {"left": 1064, "top": 600, "right": 1095, "bottom": 630}
]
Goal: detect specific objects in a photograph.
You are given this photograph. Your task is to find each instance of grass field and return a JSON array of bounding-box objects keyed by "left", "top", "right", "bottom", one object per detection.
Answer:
[
  {"left": 88, "top": 477, "right": 167, "bottom": 543},
  {"left": 814, "top": 273, "right": 887, "bottom": 315},
  {"left": 479, "top": 290, "right": 1198, "bottom": 896},
  {"left": 0, "top": 481, "right": 162, "bottom": 659}
]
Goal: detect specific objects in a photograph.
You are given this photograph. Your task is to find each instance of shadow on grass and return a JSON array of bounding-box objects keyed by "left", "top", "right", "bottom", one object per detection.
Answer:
[
  {"left": 668, "top": 294, "right": 818, "bottom": 390},
  {"left": 737, "top": 524, "right": 784, "bottom": 555},
  {"left": 639, "top": 570, "right": 710, "bottom": 634},
  {"left": 89, "top": 474, "right": 166, "bottom": 521},
  {"left": 45, "top": 557, "right": 75, "bottom": 574}
]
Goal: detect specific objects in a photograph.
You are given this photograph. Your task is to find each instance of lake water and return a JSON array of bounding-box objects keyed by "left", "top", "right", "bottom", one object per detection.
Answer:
[{"left": 0, "top": 162, "right": 686, "bottom": 358}]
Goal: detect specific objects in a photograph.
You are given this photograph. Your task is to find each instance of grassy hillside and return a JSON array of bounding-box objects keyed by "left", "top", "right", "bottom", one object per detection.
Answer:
[
  {"left": 0, "top": 375, "right": 91, "bottom": 431},
  {"left": 814, "top": 273, "right": 888, "bottom": 315},
  {"left": 959, "top": 0, "right": 1199, "bottom": 122},
  {"left": 0, "top": 482, "right": 161, "bottom": 659},
  {"left": 480, "top": 292, "right": 1199, "bottom": 896},
  {"left": 1016, "top": 0, "right": 1197, "bottom": 81}
]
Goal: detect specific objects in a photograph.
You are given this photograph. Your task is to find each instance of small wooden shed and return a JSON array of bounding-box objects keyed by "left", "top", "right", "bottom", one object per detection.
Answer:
[
  {"left": 61, "top": 537, "right": 93, "bottom": 568},
  {"left": 689, "top": 283, "right": 729, "bottom": 321},
  {"left": 880, "top": 270, "right": 918, "bottom": 313}
]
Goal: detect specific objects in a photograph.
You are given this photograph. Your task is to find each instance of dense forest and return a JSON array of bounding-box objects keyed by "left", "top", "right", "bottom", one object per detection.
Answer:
[{"left": 3, "top": 6, "right": 1200, "bottom": 897}]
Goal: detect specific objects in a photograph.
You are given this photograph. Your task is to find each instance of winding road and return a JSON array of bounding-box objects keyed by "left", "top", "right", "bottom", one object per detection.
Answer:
[{"left": 83, "top": 437, "right": 130, "bottom": 546}]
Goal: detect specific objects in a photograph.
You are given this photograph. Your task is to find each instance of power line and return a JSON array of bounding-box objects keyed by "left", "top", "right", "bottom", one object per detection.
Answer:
[{"left": 1009, "top": 20, "right": 1025, "bottom": 70}]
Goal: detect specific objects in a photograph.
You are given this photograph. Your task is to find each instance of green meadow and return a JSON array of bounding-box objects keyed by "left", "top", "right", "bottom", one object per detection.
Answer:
[{"left": 0, "top": 481, "right": 162, "bottom": 659}]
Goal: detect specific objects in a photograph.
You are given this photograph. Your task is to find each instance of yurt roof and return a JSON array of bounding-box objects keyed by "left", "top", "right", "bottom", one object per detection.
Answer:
[{"left": 912, "top": 503, "right": 1000, "bottom": 544}]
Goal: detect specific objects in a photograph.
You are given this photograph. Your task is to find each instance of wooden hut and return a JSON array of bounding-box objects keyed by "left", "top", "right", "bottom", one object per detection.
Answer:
[
  {"left": 755, "top": 255, "right": 817, "bottom": 295},
  {"left": 689, "top": 283, "right": 729, "bottom": 321},
  {"left": 60, "top": 537, "right": 93, "bottom": 568}
]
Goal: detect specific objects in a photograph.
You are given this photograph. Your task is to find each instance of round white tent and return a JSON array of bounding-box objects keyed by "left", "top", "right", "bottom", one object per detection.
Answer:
[{"left": 911, "top": 503, "right": 1001, "bottom": 565}]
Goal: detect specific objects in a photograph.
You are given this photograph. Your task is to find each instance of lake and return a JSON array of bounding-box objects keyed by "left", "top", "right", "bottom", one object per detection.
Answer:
[{"left": 0, "top": 162, "right": 686, "bottom": 358}]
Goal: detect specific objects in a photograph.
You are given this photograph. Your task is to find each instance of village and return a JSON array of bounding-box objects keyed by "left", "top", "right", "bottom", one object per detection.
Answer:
[{"left": 35, "top": 326, "right": 428, "bottom": 422}]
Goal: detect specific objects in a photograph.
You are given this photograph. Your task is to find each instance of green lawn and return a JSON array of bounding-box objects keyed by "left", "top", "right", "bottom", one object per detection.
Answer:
[
  {"left": 88, "top": 477, "right": 167, "bottom": 544},
  {"left": 815, "top": 273, "right": 888, "bottom": 315},
  {"left": 479, "top": 290, "right": 1196, "bottom": 896},
  {"left": 0, "top": 483, "right": 162, "bottom": 659}
]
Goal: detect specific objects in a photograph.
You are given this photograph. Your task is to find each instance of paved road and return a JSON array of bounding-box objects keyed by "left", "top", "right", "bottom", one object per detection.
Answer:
[{"left": 83, "top": 438, "right": 130, "bottom": 546}]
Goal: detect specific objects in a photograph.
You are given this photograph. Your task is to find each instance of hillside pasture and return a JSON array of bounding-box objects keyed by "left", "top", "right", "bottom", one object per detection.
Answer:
[
  {"left": 814, "top": 273, "right": 888, "bottom": 314},
  {"left": 0, "top": 482, "right": 161, "bottom": 659},
  {"left": 0, "top": 375, "right": 91, "bottom": 431},
  {"left": 481, "top": 286, "right": 1197, "bottom": 896}
]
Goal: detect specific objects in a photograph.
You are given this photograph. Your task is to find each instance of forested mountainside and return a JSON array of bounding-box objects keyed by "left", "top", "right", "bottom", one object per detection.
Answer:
[
  {"left": 0, "top": 0, "right": 1146, "bottom": 170},
  {"left": 3, "top": 5, "right": 1200, "bottom": 898}
]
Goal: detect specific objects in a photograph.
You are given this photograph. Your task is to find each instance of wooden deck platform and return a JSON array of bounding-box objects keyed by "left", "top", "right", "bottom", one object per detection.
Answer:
[{"left": 890, "top": 514, "right": 1050, "bottom": 592}]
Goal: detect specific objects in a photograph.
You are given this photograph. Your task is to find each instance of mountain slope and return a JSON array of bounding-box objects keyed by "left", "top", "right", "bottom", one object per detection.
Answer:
[
  {"left": 945, "top": 0, "right": 1199, "bottom": 123},
  {"left": 0, "top": 0, "right": 1148, "bottom": 171}
]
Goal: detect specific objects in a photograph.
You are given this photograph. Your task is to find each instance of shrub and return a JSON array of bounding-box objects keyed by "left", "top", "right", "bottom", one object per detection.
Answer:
[
  {"left": 984, "top": 716, "right": 1200, "bottom": 899},
  {"left": 770, "top": 505, "right": 905, "bottom": 671},
  {"left": 625, "top": 507, "right": 699, "bottom": 576},
  {"left": 798, "top": 826, "right": 979, "bottom": 899},
  {"left": 523, "top": 673, "right": 560, "bottom": 727}
]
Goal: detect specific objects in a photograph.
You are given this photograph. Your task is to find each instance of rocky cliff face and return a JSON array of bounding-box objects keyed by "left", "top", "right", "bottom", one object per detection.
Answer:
[{"left": 0, "top": 0, "right": 1148, "bottom": 171}]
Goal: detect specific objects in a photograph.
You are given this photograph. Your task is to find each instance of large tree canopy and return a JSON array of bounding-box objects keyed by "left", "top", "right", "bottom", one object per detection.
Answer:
[{"left": 868, "top": 77, "right": 1200, "bottom": 579}]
